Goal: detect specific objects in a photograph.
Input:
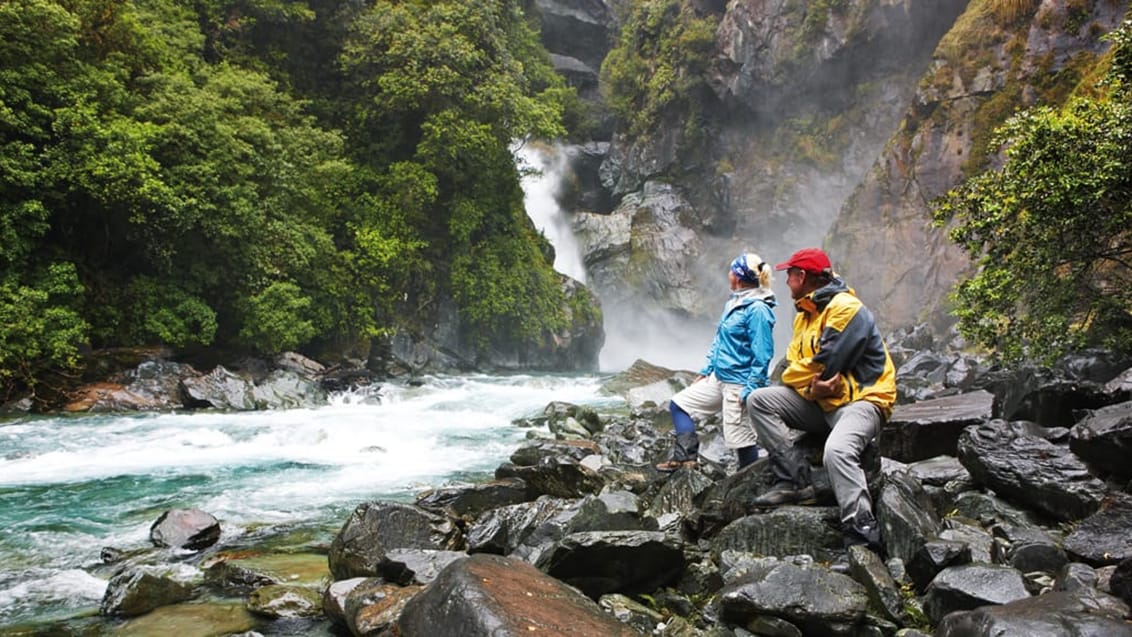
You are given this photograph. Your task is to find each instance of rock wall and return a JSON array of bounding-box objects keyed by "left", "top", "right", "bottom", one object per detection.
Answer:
[
  {"left": 553, "top": 0, "right": 1128, "bottom": 358},
  {"left": 830, "top": 0, "right": 1129, "bottom": 331}
]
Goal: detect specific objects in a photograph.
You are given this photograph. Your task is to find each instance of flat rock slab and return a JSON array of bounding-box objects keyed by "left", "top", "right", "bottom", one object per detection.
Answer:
[{"left": 884, "top": 391, "right": 994, "bottom": 462}]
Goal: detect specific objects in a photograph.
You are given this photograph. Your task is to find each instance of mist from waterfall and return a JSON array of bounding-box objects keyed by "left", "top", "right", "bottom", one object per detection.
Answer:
[{"left": 516, "top": 142, "right": 587, "bottom": 283}]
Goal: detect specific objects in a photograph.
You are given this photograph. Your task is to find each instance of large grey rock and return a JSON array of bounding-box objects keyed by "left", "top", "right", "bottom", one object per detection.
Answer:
[
  {"left": 1063, "top": 495, "right": 1132, "bottom": 565},
  {"left": 342, "top": 578, "right": 421, "bottom": 637},
  {"left": 415, "top": 477, "right": 530, "bottom": 520},
  {"left": 510, "top": 492, "right": 656, "bottom": 566},
  {"left": 378, "top": 549, "right": 468, "bottom": 586},
  {"left": 181, "top": 365, "right": 256, "bottom": 410},
  {"left": 396, "top": 554, "right": 643, "bottom": 636},
  {"left": 922, "top": 564, "right": 1031, "bottom": 623},
  {"left": 540, "top": 530, "right": 684, "bottom": 599},
  {"left": 250, "top": 369, "right": 327, "bottom": 409},
  {"left": 495, "top": 456, "right": 605, "bottom": 499},
  {"left": 100, "top": 564, "right": 200, "bottom": 617},
  {"left": 957, "top": 423, "right": 1107, "bottom": 522},
  {"left": 246, "top": 584, "right": 322, "bottom": 618},
  {"left": 1069, "top": 400, "right": 1132, "bottom": 479},
  {"left": 718, "top": 558, "right": 871, "bottom": 635},
  {"left": 875, "top": 468, "right": 942, "bottom": 565},
  {"left": 149, "top": 508, "right": 220, "bottom": 551},
  {"left": 465, "top": 496, "right": 574, "bottom": 555},
  {"left": 328, "top": 502, "right": 462, "bottom": 579},
  {"left": 710, "top": 507, "right": 844, "bottom": 564},
  {"left": 884, "top": 390, "right": 994, "bottom": 462},
  {"left": 935, "top": 588, "right": 1132, "bottom": 637}
]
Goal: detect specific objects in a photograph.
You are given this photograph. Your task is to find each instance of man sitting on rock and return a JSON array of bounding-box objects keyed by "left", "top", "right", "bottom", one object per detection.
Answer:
[{"left": 742, "top": 248, "right": 896, "bottom": 552}]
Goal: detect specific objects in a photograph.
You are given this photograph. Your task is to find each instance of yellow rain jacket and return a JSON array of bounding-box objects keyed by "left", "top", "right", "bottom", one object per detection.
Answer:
[{"left": 780, "top": 277, "right": 897, "bottom": 418}]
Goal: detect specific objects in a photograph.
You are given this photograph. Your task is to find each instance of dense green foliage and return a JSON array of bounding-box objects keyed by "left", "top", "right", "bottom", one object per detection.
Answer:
[
  {"left": 0, "top": 0, "right": 575, "bottom": 397},
  {"left": 600, "top": 0, "right": 718, "bottom": 138},
  {"left": 935, "top": 20, "right": 1132, "bottom": 363}
]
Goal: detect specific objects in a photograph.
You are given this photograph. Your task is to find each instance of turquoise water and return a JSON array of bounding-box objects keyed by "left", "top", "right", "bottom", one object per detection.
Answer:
[{"left": 0, "top": 373, "right": 620, "bottom": 629}]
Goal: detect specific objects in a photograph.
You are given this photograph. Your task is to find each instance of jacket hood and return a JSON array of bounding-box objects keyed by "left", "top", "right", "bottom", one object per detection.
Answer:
[
  {"left": 728, "top": 286, "right": 777, "bottom": 312},
  {"left": 800, "top": 276, "right": 850, "bottom": 313}
]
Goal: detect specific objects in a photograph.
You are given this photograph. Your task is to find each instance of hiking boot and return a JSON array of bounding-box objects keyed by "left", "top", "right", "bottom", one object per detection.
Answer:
[
  {"left": 750, "top": 481, "right": 816, "bottom": 507},
  {"left": 842, "top": 513, "right": 883, "bottom": 553},
  {"left": 656, "top": 431, "right": 700, "bottom": 473},
  {"left": 750, "top": 447, "right": 815, "bottom": 506}
]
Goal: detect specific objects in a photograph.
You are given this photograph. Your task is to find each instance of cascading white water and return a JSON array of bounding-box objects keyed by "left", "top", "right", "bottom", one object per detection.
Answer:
[
  {"left": 0, "top": 374, "right": 617, "bottom": 629},
  {"left": 515, "top": 142, "right": 587, "bottom": 283}
]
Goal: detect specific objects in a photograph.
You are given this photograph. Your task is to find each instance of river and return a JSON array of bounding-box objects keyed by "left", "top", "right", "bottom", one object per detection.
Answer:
[{"left": 0, "top": 373, "right": 622, "bottom": 630}]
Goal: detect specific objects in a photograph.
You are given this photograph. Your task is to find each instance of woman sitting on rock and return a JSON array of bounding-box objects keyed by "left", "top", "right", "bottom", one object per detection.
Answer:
[{"left": 656, "top": 253, "right": 776, "bottom": 472}]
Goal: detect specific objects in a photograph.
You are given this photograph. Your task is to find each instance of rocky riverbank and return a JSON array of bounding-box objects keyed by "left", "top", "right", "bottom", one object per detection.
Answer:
[{"left": 8, "top": 338, "right": 1132, "bottom": 636}]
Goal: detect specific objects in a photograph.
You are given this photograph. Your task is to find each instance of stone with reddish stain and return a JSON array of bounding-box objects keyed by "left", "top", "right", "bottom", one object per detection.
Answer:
[{"left": 396, "top": 553, "right": 643, "bottom": 636}]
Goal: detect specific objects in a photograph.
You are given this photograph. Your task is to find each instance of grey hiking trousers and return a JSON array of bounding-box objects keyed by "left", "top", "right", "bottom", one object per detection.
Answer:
[{"left": 744, "top": 385, "right": 883, "bottom": 526}]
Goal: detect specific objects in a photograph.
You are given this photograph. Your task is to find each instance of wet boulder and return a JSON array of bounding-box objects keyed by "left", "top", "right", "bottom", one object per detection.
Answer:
[
  {"left": 495, "top": 455, "right": 605, "bottom": 499},
  {"left": 1069, "top": 400, "right": 1132, "bottom": 479},
  {"left": 876, "top": 467, "right": 942, "bottom": 564},
  {"left": 344, "top": 578, "right": 422, "bottom": 637},
  {"left": 908, "top": 539, "right": 972, "bottom": 592},
  {"left": 957, "top": 423, "right": 1107, "bottom": 522},
  {"left": 922, "top": 564, "right": 1031, "bottom": 623},
  {"left": 935, "top": 588, "right": 1132, "bottom": 637},
  {"left": 181, "top": 366, "right": 256, "bottom": 410},
  {"left": 992, "top": 523, "right": 1067, "bottom": 575},
  {"left": 100, "top": 564, "right": 200, "bottom": 617},
  {"left": 645, "top": 465, "right": 716, "bottom": 531},
  {"left": 1062, "top": 495, "right": 1132, "bottom": 565},
  {"left": 511, "top": 492, "right": 657, "bottom": 567},
  {"left": 150, "top": 508, "right": 220, "bottom": 551},
  {"left": 719, "top": 557, "right": 871, "bottom": 635},
  {"left": 883, "top": 390, "right": 994, "bottom": 462},
  {"left": 321, "top": 577, "right": 367, "bottom": 628},
  {"left": 395, "top": 554, "right": 644, "bottom": 636},
  {"left": 984, "top": 362, "right": 1121, "bottom": 428},
  {"left": 377, "top": 548, "right": 467, "bottom": 586},
  {"left": 415, "top": 477, "right": 530, "bottom": 521},
  {"left": 543, "top": 401, "right": 604, "bottom": 438},
  {"left": 203, "top": 560, "right": 280, "bottom": 594},
  {"left": 1053, "top": 562, "right": 1099, "bottom": 593},
  {"left": 846, "top": 544, "right": 906, "bottom": 624},
  {"left": 709, "top": 506, "right": 844, "bottom": 564},
  {"left": 465, "top": 496, "right": 574, "bottom": 555},
  {"left": 509, "top": 438, "right": 601, "bottom": 466},
  {"left": 250, "top": 369, "right": 327, "bottom": 409},
  {"left": 540, "top": 530, "right": 684, "bottom": 599},
  {"left": 328, "top": 502, "right": 462, "bottom": 579},
  {"left": 1111, "top": 556, "right": 1132, "bottom": 606},
  {"left": 246, "top": 584, "right": 322, "bottom": 618}
]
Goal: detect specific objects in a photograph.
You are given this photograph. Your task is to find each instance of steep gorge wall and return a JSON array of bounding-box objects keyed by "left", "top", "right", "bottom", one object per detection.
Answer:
[
  {"left": 544, "top": 0, "right": 1128, "bottom": 366},
  {"left": 830, "top": 0, "right": 1129, "bottom": 333}
]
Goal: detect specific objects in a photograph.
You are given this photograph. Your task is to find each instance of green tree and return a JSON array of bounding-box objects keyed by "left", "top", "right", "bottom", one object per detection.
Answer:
[
  {"left": 341, "top": 0, "right": 573, "bottom": 350},
  {"left": 935, "top": 21, "right": 1132, "bottom": 363},
  {"left": 600, "top": 0, "right": 718, "bottom": 137}
]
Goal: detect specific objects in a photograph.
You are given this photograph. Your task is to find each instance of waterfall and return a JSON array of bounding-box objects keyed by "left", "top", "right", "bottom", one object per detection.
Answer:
[{"left": 516, "top": 142, "right": 587, "bottom": 283}]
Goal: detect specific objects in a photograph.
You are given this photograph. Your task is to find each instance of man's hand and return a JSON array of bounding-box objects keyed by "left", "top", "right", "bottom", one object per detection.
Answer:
[{"left": 810, "top": 373, "right": 843, "bottom": 400}]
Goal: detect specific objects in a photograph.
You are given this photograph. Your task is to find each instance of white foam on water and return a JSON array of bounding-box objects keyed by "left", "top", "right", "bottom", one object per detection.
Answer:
[
  {"left": 0, "top": 568, "right": 107, "bottom": 623},
  {"left": 0, "top": 373, "right": 620, "bottom": 627}
]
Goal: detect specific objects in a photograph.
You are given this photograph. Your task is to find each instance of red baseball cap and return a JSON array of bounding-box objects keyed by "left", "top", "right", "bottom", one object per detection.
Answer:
[{"left": 775, "top": 248, "right": 832, "bottom": 274}]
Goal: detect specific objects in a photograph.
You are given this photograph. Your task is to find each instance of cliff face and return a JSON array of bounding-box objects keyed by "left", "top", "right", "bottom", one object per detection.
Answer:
[
  {"left": 830, "top": 0, "right": 1128, "bottom": 332},
  {"left": 548, "top": 0, "right": 1128, "bottom": 360}
]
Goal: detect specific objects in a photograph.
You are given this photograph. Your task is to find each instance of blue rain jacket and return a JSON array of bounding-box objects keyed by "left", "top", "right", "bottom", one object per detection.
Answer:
[{"left": 700, "top": 288, "right": 776, "bottom": 403}]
